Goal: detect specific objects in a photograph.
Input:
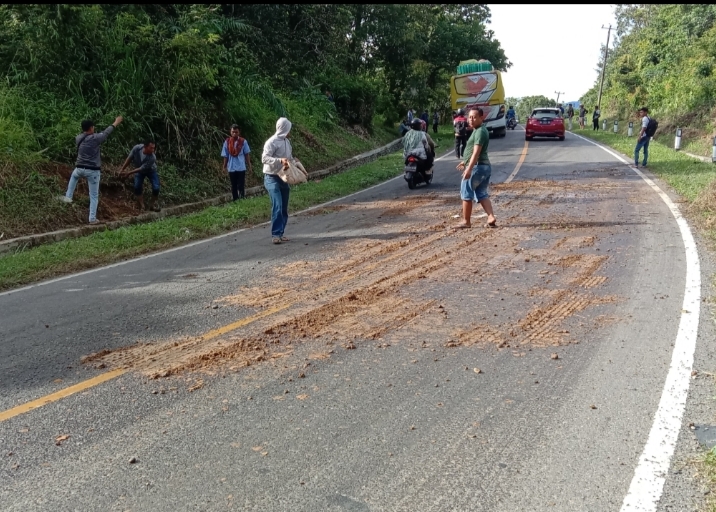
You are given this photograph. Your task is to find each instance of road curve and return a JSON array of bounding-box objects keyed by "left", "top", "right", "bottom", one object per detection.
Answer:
[{"left": 0, "top": 127, "right": 709, "bottom": 511}]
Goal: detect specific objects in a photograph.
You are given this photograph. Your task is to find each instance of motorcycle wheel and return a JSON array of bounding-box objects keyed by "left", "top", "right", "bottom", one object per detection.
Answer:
[{"left": 407, "top": 177, "right": 416, "bottom": 190}]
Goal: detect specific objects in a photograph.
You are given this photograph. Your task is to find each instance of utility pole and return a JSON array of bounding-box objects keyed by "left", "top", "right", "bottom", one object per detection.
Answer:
[
  {"left": 555, "top": 91, "right": 565, "bottom": 104},
  {"left": 597, "top": 24, "right": 612, "bottom": 109}
]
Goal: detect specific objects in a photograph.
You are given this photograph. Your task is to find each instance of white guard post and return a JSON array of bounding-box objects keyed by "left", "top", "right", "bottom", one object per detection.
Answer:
[
  {"left": 675, "top": 128, "right": 682, "bottom": 151},
  {"left": 628, "top": 121, "right": 633, "bottom": 137}
]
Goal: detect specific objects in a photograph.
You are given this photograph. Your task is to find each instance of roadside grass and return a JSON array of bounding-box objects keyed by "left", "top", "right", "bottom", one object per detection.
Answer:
[
  {"left": 0, "top": 152, "right": 403, "bottom": 291},
  {"left": 576, "top": 129, "right": 716, "bottom": 223},
  {"left": 702, "top": 448, "right": 716, "bottom": 511}
]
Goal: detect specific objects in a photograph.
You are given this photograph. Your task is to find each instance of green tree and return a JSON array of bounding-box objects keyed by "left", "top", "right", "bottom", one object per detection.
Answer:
[{"left": 513, "top": 95, "right": 557, "bottom": 122}]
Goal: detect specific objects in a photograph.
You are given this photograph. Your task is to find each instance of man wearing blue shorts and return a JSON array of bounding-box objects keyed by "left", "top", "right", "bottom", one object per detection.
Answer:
[
  {"left": 453, "top": 108, "right": 496, "bottom": 229},
  {"left": 120, "top": 140, "right": 160, "bottom": 212}
]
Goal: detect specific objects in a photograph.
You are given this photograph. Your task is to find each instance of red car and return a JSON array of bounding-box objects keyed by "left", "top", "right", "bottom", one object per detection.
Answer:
[{"left": 525, "top": 108, "right": 565, "bottom": 141}]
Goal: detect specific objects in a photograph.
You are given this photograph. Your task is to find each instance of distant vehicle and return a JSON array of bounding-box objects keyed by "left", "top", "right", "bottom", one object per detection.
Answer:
[
  {"left": 450, "top": 59, "right": 507, "bottom": 138},
  {"left": 525, "top": 108, "right": 565, "bottom": 141}
]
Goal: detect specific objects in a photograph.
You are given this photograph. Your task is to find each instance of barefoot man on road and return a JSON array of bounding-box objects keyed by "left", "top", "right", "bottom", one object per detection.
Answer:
[{"left": 453, "top": 108, "right": 496, "bottom": 229}]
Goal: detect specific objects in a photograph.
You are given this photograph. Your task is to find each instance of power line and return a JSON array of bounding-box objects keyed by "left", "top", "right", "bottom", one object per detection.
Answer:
[{"left": 597, "top": 24, "right": 613, "bottom": 109}]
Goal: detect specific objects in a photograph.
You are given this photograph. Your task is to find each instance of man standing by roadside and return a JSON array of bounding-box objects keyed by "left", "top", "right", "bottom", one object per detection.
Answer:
[
  {"left": 432, "top": 111, "right": 440, "bottom": 134},
  {"left": 592, "top": 105, "right": 601, "bottom": 130},
  {"left": 453, "top": 108, "right": 469, "bottom": 159},
  {"left": 452, "top": 108, "right": 496, "bottom": 229},
  {"left": 420, "top": 110, "right": 429, "bottom": 127},
  {"left": 579, "top": 104, "right": 587, "bottom": 129},
  {"left": 222, "top": 124, "right": 252, "bottom": 200},
  {"left": 634, "top": 107, "right": 652, "bottom": 168},
  {"left": 59, "top": 116, "right": 123, "bottom": 224},
  {"left": 120, "top": 139, "right": 160, "bottom": 212},
  {"left": 566, "top": 103, "right": 574, "bottom": 130}
]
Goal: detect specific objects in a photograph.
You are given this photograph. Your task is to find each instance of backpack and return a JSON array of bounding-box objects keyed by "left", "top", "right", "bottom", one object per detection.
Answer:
[
  {"left": 454, "top": 118, "right": 468, "bottom": 137},
  {"left": 645, "top": 117, "right": 658, "bottom": 137}
]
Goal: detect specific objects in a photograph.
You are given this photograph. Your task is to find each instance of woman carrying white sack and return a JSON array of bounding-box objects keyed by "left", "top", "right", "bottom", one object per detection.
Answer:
[{"left": 262, "top": 117, "right": 300, "bottom": 245}]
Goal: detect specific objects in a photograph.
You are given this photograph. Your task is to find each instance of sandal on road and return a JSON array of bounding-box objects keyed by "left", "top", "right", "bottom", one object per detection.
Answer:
[
  {"left": 485, "top": 221, "right": 497, "bottom": 228},
  {"left": 280, "top": 236, "right": 290, "bottom": 242},
  {"left": 272, "top": 237, "right": 281, "bottom": 245},
  {"left": 449, "top": 222, "right": 471, "bottom": 231}
]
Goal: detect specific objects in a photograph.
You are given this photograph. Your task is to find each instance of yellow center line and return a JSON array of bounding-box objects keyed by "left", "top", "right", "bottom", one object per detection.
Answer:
[
  {"left": 200, "top": 304, "right": 290, "bottom": 342},
  {"left": 504, "top": 140, "right": 529, "bottom": 183},
  {"left": 1, "top": 154, "right": 513, "bottom": 424},
  {"left": 0, "top": 304, "right": 293, "bottom": 423},
  {"left": 0, "top": 369, "right": 126, "bottom": 423}
]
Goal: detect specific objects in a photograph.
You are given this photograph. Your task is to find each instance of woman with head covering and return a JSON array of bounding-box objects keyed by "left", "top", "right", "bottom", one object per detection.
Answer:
[{"left": 262, "top": 117, "right": 296, "bottom": 244}]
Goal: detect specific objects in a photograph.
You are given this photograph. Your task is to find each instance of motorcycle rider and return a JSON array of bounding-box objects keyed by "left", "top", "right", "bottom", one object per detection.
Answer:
[
  {"left": 453, "top": 108, "right": 470, "bottom": 159},
  {"left": 403, "top": 118, "right": 435, "bottom": 174},
  {"left": 506, "top": 105, "right": 516, "bottom": 128}
]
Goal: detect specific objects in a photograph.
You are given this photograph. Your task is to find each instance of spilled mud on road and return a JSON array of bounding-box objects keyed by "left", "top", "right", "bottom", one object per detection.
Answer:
[{"left": 85, "top": 178, "right": 629, "bottom": 378}]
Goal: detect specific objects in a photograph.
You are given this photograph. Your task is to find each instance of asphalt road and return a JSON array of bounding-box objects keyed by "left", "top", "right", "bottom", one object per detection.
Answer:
[{"left": 1, "top": 127, "right": 713, "bottom": 511}]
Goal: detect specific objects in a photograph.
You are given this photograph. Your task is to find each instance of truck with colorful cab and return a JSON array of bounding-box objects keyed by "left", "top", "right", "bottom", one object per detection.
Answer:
[{"left": 450, "top": 59, "right": 506, "bottom": 137}]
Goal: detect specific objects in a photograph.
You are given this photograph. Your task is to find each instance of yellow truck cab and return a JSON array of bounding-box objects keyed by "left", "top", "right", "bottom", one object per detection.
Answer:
[{"left": 450, "top": 59, "right": 506, "bottom": 137}]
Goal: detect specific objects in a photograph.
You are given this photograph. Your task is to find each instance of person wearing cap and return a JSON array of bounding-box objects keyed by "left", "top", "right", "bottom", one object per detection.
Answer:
[{"left": 59, "top": 116, "right": 123, "bottom": 224}]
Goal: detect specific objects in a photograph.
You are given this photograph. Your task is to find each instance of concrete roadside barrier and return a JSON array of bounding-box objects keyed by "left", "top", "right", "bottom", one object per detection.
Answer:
[{"left": 0, "top": 139, "right": 403, "bottom": 255}]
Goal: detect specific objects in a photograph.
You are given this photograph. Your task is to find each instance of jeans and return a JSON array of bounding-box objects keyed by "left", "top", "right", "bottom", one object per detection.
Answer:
[
  {"left": 66, "top": 168, "right": 100, "bottom": 222},
  {"left": 264, "top": 174, "right": 290, "bottom": 237},
  {"left": 460, "top": 164, "right": 492, "bottom": 202},
  {"left": 455, "top": 136, "right": 467, "bottom": 158},
  {"left": 634, "top": 136, "right": 650, "bottom": 166},
  {"left": 134, "top": 169, "right": 160, "bottom": 196},
  {"left": 593, "top": 118, "right": 599, "bottom": 130},
  {"left": 229, "top": 171, "right": 246, "bottom": 200}
]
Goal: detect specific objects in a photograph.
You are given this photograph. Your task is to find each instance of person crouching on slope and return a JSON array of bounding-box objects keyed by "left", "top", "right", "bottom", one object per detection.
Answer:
[{"left": 120, "top": 139, "right": 161, "bottom": 212}]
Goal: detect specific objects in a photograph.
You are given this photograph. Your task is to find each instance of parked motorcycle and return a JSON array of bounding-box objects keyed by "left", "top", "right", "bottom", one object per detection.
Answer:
[
  {"left": 507, "top": 117, "right": 517, "bottom": 130},
  {"left": 404, "top": 155, "right": 433, "bottom": 189}
]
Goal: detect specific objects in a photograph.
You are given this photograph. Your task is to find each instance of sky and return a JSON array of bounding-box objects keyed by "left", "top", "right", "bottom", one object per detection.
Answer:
[{"left": 487, "top": 4, "right": 617, "bottom": 103}]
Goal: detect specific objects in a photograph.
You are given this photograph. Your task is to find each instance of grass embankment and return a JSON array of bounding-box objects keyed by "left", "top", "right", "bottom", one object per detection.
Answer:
[
  {"left": 702, "top": 449, "right": 716, "bottom": 512},
  {"left": 0, "top": 152, "right": 404, "bottom": 291},
  {"left": 0, "top": 116, "right": 397, "bottom": 240},
  {"left": 575, "top": 127, "right": 716, "bottom": 220}
]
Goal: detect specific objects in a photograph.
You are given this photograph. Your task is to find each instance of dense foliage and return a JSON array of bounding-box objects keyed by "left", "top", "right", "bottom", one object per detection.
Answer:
[
  {"left": 580, "top": 4, "right": 716, "bottom": 129},
  {"left": 506, "top": 95, "right": 558, "bottom": 123},
  {"left": 0, "top": 4, "right": 508, "bottom": 167},
  {"left": 0, "top": 4, "right": 508, "bottom": 238}
]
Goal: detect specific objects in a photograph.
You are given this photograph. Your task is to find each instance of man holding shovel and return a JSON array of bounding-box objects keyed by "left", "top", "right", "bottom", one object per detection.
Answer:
[{"left": 120, "top": 140, "right": 161, "bottom": 212}]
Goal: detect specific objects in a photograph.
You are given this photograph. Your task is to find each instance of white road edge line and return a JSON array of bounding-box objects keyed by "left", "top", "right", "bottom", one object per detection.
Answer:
[
  {"left": 0, "top": 149, "right": 455, "bottom": 298},
  {"left": 570, "top": 131, "right": 701, "bottom": 512}
]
